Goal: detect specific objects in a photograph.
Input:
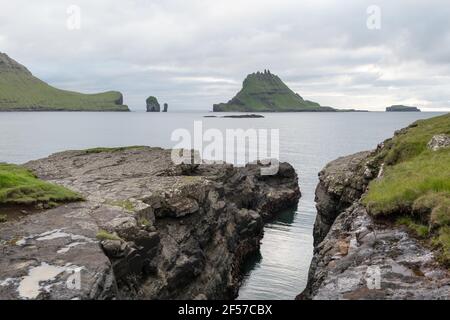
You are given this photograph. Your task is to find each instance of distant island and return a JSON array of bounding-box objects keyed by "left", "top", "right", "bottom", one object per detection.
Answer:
[
  {"left": 0, "top": 52, "right": 128, "bottom": 111},
  {"left": 386, "top": 105, "right": 421, "bottom": 112},
  {"left": 213, "top": 70, "right": 338, "bottom": 112}
]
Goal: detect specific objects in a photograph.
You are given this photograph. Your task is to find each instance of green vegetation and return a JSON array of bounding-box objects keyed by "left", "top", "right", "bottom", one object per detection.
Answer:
[
  {"left": 96, "top": 230, "right": 122, "bottom": 241},
  {"left": 0, "top": 163, "right": 83, "bottom": 206},
  {"left": 362, "top": 113, "right": 450, "bottom": 265},
  {"left": 138, "top": 217, "right": 151, "bottom": 227},
  {"left": 0, "top": 53, "right": 129, "bottom": 111},
  {"left": 146, "top": 96, "right": 160, "bottom": 112},
  {"left": 0, "top": 214, "right": 7, "bottom": 223},
  {"left": 397, "top": 216, "right": 429, "bottom": 238},
  {"left": 82, "top": 146, "right": 146, "bottom": 154},
  {"left": 213, "top": 70, "right": 335, "bottom": 112}
]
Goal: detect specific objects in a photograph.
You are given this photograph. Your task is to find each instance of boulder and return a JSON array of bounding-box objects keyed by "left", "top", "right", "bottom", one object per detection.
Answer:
[{"left": 427, "top": 134, "right": 450, "bottom": 151}]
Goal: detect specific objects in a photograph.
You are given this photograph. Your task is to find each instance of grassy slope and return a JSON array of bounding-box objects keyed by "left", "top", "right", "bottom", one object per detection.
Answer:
[
  {"left": 0, "top": 53, "right": 129, "bottom": 111},
  {"left": 362, "top": 113, "right": 450, "bottom": 265},
  {"left": 213, "top": 72, "right": 334, "bottom": 112},
  {"left": 0, "top": 163, "right": 82, "bottom": 206}
]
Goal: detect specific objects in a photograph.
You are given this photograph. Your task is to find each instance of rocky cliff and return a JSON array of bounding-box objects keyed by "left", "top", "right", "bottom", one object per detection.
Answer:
[
  {"left": 0, "top": 53, "right": 129, "bottom": 111},
  {"left": 146, "top": 96, "right": 160, "bottom": 112},
  {"left": 0, "top": 147, "right": 300, "bottom": 300},
  {"left": 301, "top": 115, "right": 450, "bottom": 300}
]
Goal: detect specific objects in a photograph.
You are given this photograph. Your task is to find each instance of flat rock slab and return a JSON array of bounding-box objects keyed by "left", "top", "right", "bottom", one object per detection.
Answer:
[{"left": 0, "top": 147, "right": 300, "bottom": 300}]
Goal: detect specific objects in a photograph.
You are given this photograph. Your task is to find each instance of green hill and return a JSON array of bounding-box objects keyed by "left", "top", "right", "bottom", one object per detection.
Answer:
[
  {"left": 213, "top": 70, "right": 335, "bottom": 112},
  {"left": 0, "top": 53, "right": 129, "bottom": 111}
]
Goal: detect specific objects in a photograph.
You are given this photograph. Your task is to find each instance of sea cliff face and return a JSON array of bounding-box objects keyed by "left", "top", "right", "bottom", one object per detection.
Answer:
[
  {"left": 0, "top": 147, "right": 300, "bottom": 300},
  {"left": 301, "top": 117, "right": 450, "bottom": 300}
]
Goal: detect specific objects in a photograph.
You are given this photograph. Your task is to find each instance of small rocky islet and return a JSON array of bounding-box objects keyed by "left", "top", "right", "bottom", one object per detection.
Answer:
[{"left": 146, "top": 96, "right": 168, "bottom": 113}]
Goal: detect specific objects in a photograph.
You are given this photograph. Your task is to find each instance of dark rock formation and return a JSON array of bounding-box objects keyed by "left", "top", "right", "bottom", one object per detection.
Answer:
[
  {"left": 222, "top": 114, "right": 264, "bottom": 119},
  {"left": 300, "top": 148, "right": 449, "bottom": 300},
  {"left": 146, "top": 96, "right": 160, "bottom": 112},
  {"left": 0, "top": 147, "right": 300, "bottom": 300},
  {"left": 163, "top": 103, "right": 168, "bottom": 112},
  {"left": 386, "top": 105, "right": 421, "bottom": 112},
  {"left": 203, "top": 114, "right": 265, "bottom": 119}
]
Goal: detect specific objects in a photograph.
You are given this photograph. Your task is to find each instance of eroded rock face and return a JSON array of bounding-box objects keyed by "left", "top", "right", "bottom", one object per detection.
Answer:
[
  {"left": 0, "top": 147, "right": 300, "bottom": 300},
  {"left": 146, "top": 96, "right": 160, "bottom": 112},
  {"left": 303, "top": 203, "right": 449, "bottom": 300},
  {"left": 301, "top": 150, "right": 450, "bottom": 300},
  {"left": 313, "top": 151, "right": 372, "bottom": 246},
  {"left": 428, "top": 134, "right": 450, "bottom": 151}
]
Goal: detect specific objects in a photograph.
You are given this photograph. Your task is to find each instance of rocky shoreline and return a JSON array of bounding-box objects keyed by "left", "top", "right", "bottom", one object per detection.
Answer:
[
  {"left": 0, "top": 147, "right": 300, "bottom": 300},
  {"left": 300, "top": 141, "right": 450, "bottom": 299}
]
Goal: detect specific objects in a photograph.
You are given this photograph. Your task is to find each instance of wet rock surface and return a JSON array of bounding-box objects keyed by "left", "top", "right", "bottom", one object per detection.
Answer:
[
  {"left": 301, "top": 151, "right": 450, "bottom": 300},
  {"left": 0, "top": 147, "right": 300, "bottom": 300}
]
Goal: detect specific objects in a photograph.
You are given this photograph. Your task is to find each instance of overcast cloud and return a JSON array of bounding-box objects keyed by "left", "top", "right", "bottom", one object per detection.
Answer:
[{"left": 1, "top": 0, "right": 449, "bottom": 111}]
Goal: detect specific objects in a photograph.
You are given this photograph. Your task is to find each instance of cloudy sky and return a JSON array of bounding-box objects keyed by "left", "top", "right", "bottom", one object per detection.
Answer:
[{"left": 1, "top": 0, "right": 450, "bottom": 111}]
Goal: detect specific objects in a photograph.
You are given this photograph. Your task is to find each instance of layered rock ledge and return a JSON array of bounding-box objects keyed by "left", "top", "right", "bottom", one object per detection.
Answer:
[
  {"left": 301, "top": 150, "right": 450, "bottom": 300},
  {"left": 0, "top": 147, "right": 300, "bottom": 300}
]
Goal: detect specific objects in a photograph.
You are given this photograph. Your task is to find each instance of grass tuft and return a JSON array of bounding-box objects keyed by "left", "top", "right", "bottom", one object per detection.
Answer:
[
  {"left": 397, "top": 216, "right": 429, "bottom": 238},
  {"left": 96, "top": 230, "right": 121, "bottom": 241},
  {"left": 0, "top": 163, "right": 83, "bottom": 206}
]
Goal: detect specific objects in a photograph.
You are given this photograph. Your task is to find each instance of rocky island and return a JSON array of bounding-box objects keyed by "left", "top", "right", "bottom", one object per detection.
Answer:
[
  {"left": 300, "top": 113, "right": 450, "bottom": 300},
  {"left": 386, "top": 105, "right": 421, "bottom": 112},
  {"left": 0, "top": 147, "right": 300, "bottom": 300},
  {"left": 213, "top": 70, "right": 336, "bottom": 112},
  {"left": 146, "top": 96, "right": 160, "bottom": 112},
  {"left": 0, "top": 53, "right": 128, "bottom": 112}
]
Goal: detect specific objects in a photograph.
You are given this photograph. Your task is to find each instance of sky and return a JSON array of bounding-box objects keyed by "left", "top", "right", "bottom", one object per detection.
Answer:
[{"left": 1, "top": 0, "right": 450, "bottom": 111}]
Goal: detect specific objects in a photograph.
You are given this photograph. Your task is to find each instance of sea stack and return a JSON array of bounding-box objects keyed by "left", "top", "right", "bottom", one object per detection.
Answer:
[
  {"left": 163, "top": 103, "right": 168, "bottom": 112},
  {"left": 146, "top": 96, "right": 160, "bottom": 112}
]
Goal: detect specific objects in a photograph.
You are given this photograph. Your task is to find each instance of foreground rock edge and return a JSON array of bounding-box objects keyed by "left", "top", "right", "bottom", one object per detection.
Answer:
[{"left": 0, "top": 147, "right": 300, "bottom": 300}]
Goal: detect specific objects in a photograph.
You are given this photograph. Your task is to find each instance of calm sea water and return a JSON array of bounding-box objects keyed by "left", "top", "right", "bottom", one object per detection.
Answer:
[{"left": 0, "top": 111, "right": 443, "bottom": 299}]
